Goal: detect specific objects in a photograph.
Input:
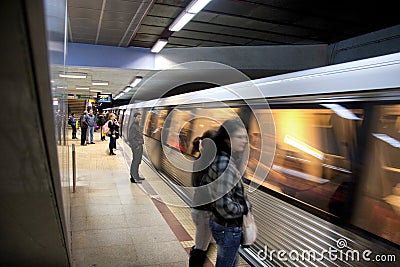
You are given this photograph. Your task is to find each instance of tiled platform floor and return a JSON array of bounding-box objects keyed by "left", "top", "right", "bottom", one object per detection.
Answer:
[{"left": 69, "top": 130, "right": 250, "bottom": 267}]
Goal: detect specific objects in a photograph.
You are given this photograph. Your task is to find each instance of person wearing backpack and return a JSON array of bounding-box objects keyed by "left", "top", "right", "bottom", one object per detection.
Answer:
[{"left": 97, "top": 111, "right": 107, "bottom": 141}]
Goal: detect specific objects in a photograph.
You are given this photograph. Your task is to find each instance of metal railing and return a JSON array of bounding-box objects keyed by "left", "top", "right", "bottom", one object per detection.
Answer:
[{"left": 72, "top": 144, "right": 76, "bottom": 193}]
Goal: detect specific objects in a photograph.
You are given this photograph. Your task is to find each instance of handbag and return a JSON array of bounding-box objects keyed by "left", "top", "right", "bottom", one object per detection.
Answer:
[{"left": 241, "top": 202, "right": 257, "bottom": 247}]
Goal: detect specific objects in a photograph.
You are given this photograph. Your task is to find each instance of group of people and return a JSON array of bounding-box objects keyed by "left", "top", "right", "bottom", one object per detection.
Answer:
[
  {"left": 68, "top": 110, "right": 121, "bottom": 155},
  {"left": 69, "top": 110, "right": 145, "bottom": 183},
  {"left": 190, "top": 119, "right": 252, "bottom": 267}
]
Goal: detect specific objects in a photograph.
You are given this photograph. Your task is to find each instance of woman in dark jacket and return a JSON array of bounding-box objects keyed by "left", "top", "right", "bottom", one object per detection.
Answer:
[
  {"left": 190, "top": 129, "right": 217, "bottom": 266},
  {"left": 107, "top": 113, "right": 119, "bottom": 155}
]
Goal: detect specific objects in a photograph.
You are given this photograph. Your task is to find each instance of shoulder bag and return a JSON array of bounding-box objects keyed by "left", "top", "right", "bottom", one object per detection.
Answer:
[{"left": 241, "top": 199, "right": 257, "bottom": 247}]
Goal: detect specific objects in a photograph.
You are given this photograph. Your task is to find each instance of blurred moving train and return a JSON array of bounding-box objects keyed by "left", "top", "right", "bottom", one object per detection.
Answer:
[{"left": 108, "top": 52, "right": 400, "bottom": 266}]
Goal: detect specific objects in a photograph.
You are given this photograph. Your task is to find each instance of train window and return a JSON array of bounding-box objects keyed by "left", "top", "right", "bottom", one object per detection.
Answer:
[
  {"left": 145, "top": 109, "right": 168, "bottom": 140},
  {"left": 162, "top": 107, "right": 239, "bottom": 155},
  {"left": 162, "top": 109, "right": 193, "bottom": 153},
  {"left": 189, "top": 108, "right": 240, "bottom": 156},
  {"left": 246, "top": 106, "right": 363, "bottom": 217},
  {"left": 352, "top": 104, "right": 400, "bottom": 245}
]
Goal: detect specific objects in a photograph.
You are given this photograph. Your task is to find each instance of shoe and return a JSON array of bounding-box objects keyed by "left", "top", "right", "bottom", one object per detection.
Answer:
[
  {"left": 130, "top": 178, "right": 141, "bottom": 183},
  {"left": 137, "top": 177, "right": 145, "bottom": 180},
  {"left": 91, "top": 142, "right": 95, "bottom": 144},
  {"left": 110, "top": 151, "right": 116, "bottom": 155},
  {"left": 81, "top": 144, "right": 87, "bottom": 146}
]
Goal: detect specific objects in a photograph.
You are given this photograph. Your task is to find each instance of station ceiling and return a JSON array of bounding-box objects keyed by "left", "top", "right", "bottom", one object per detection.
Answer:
[{"left": 64, "top": 0, "right": 399, "bottom": 101}]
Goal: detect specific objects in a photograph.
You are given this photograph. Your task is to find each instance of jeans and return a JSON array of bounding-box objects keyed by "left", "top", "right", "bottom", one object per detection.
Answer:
[
  {"left": 210, "top": 218, "right": 242, "bottom": 267},
  {"left": 87, "top": 126, "right": 94, "bottom": 143},
  {"left": 191, "top": 209, "right": 212, "bottom": 251},
  {"left": 71, "top": 125, "right": 77, "bottom": 138},
  {"left": 109, "top": 135, "right": 116, "bottom": 150}
]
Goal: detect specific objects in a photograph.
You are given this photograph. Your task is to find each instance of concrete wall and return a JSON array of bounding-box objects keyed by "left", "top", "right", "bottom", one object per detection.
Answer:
[
  {"left": 0, "top": 0, "right": 69, "bottom": 266},
  {"left": 329, "top": 24, "right": 400, "bottom": 64},
  {"left": 156, "top": 44, "right": 328, "bottom": 71}
]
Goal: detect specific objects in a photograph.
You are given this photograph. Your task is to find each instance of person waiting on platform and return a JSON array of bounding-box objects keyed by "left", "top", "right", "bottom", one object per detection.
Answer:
[
  {"left": 86, "top": 109, "right": 96, "bottom": 144},
  {"left": 128, "top": 112, "right": 144, "bottom": 183},
  {"left": 80, "top": 111, "right": 88, "bottom": 146},
  {"left": 189, "top": 129, "right": 217, "bottom": 267},
  {"left": 97, "top": 111, "right": 107, "bottom": 141},
  {"left": 205, "top": 119, "right": 250, "bottom": 267},
  {"left": 68, "top": 113, "right": 78, "bottom": 139},
  {"left": 107, "top": 113, "right": 119, "bottom": 155}
]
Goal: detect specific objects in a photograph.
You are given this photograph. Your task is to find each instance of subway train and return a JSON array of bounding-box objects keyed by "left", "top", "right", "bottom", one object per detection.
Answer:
[{"left": 108, "top": 52, "right": 400, "bottom": 266}]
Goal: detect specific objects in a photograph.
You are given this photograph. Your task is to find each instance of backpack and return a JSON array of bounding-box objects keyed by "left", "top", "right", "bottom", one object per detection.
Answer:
[
  {"left": 68, "top": 117, "right": 72, "bottom": 125},
  {"left": 102, "top": 120, "right": 111, "bottom": 134}
]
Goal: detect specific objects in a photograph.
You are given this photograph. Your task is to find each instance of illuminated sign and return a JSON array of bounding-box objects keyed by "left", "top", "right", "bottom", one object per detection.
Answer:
[{"left": 97, "top": 93, "right": 112, "bottom": 103}]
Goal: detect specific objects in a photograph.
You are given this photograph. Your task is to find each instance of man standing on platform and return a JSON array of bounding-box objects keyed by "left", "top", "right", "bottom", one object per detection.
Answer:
[
  {"left": 129, "top": 112, "right": 145, "bottom": 183},
  {"left": 80, "top": 111, "right": 89, "bottom": 146},
  {"left": 86, "top": 109, "right": 96, "bottom": 144}
]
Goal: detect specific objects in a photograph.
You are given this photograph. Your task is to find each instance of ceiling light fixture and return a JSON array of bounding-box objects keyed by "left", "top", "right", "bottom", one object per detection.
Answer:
[
  {"left": 169, "top": 12, "right": 196, "bottom": 31},
  {"left": 114, "top": 93, "right": 124, "bottom": 100},
  {"left": 59, "top": 73, "right": 87, "bottom": 79},
  {"left": 169, "top": 0, "right": 212, "bottom": 31},
  {"left": 123, "top": 86, "right": 132, "bottom": 93},
  {"left": 187, "top": 0, "right": 212, "bottom": 14},
  {"left": 75, "top": 87, "right": 90, "bottom": 90},
  {"left": 151, "top": 39, "right": 168, "bottom": 53},
  {"left": 129, "top": 76, "right": 143, "bottom": 87},
  {"left": 92, "top": 81, "right": 109, "bottom": 86}
]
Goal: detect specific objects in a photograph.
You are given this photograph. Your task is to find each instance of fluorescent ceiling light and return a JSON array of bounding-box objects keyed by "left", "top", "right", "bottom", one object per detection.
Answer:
[
  {"left": 151, "top": 39, "right": 168, "bottom": 53},
  {"left": 187, "top": 0, "right": 212, "bottom": 13},
  {"left": 92, "top": 81, "right": 109, "bottom": 86},
  {"left": 169, "top": 12, "right": 195, "bottom": 31},
  {"left": 123, "top": 86, "right": 132, "bottom": 93},
  {"left": 169, "top": 0, "right": 211, "bottom": 32},
  {"left": 75, "top": 87, "right": 90, "bottom": 90},
  {"left": 129, "top": 76, "right": 143, "bottom": 87},
  {"left": 59, "top": 73, "right": 87, "bottom": 79}
]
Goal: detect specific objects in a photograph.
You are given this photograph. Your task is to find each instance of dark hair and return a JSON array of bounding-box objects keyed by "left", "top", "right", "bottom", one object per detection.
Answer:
[
  {"left": 133, "top": 112, "right": 141, "bottom": 117},
  {"left": 192, "top": 129, "right": 218, "bottom": 186},
  {"left": 214, "top": 119, "right": 245, "bottom": 155},
  {"left": 191, "top": 137, "right": 201, "bottom": 154},
  {"left": 200, "top": 129, "right": 217, "bottom": 140}
]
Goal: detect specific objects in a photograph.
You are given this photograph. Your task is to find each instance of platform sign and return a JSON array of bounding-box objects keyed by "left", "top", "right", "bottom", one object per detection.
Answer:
[{"left": 76, "top": 94, "right": 90, "bottom": 99}]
